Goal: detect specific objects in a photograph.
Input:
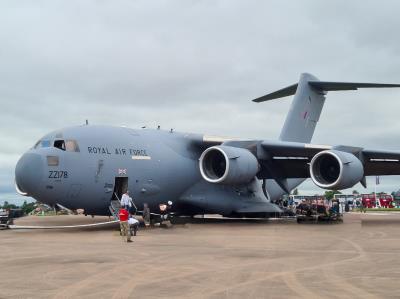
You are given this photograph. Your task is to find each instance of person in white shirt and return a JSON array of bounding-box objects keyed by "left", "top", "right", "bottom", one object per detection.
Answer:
[
  {"left": 120, "top": 191, "right": 132, "bottom": 210},
  {"left": 128, "top": 215, "right": 139, "bottom": 237}
]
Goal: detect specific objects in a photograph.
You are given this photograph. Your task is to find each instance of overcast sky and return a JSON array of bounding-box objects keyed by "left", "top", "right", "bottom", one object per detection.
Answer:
[{"left": 2, "top": 0, "right": 400, "bottom": 205}]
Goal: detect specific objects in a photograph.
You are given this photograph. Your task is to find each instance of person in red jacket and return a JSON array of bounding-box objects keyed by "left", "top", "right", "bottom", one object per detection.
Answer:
[{"left": 119, "top": 208, "right": 131, "bottom": 242}]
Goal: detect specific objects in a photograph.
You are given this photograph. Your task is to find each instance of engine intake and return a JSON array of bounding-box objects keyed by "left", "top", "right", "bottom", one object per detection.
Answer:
[
  {"left": 310, "top": 150, "right": 364, "bottom": 190},
  {"left": 199, "top": 146, "right": 259, "bottom": 184}
]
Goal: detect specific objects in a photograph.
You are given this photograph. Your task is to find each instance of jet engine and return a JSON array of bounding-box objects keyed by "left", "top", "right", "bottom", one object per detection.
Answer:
[
  {"left": 199, "top": 145, "right": 259, "bottom": 184},
  {"left": 310, "top": 150, "right": 364, "bottom": 190}
]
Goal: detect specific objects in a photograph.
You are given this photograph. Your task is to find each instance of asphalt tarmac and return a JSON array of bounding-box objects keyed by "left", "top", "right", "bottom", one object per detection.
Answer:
[{"left": 1, "top": 213, "right": 400, "bottom": 299}]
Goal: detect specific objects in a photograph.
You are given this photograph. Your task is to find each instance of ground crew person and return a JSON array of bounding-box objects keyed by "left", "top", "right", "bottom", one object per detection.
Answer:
[
  {"left": 143, "top": 203, "right": 150, "bottom": 227},
  {"left": 360, "top": 201, "right": 366, "bottom": 213},
  {"left": 128, "top": 215, "right": 139, "bottom": 237},
  {"left": 158, "top": 201, "right": 173, "bottom": 225},
  {"left": 159, "top": 203, "right": 168, "bottom": 223},
  {"left": 119, "top": 208, "right": 132, "bottom": 242}
]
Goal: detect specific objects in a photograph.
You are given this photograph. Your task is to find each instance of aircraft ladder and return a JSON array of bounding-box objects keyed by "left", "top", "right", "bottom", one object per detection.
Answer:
[{"left": 109, "top": 195, "right": 122, "bottom": 221}]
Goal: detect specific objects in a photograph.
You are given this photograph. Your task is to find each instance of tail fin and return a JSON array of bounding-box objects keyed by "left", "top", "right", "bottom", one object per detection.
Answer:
[{"left": 253, "top": 73, "right": 400, "bottom": 143}]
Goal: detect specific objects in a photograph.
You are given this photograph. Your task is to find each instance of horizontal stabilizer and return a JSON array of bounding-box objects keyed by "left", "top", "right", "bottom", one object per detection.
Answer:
[
  {"left": 253, "top": 79, "right": 400, "bottom": 103},
  {"left": 253, "top": 83, "right": 298, "bottom": 102},
  {"left": 308, "top": 81, "right": 400, "bottom": 91}
]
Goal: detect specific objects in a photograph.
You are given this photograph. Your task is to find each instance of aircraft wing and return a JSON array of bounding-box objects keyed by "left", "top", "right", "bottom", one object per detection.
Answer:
[
  {"left": 254, "top": 140, "right": 400, "bottom": 179},
  {"left": 362, "top": 149, "right": 400, "bottom": 175},
  {"left": 198, "top": 137, "right": 400, "bottom": 192}
]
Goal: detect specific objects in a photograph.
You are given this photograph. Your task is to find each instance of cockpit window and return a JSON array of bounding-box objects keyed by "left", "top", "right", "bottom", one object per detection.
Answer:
[
  {"left": 34, "top": 140, "right": 51, "bottom": 149},
  {"left": 53, "top": 139, "right": 80, "bottom": 152},
  {"left": 54, "top": 140, "right": 66, "bottom": 151},
  {"left": 65, "top": 140, "right": 80, "bottom": 152},
  {"left": 34, "top": 138, "right": 80, "bottom": 152}
]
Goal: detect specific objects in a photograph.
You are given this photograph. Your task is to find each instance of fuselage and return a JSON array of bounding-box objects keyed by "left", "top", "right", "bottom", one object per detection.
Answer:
[
  {"left": 15, "top": 126, "right": 203, "bottom": 214},
  {"left": 15, "top": 125, "right": 285, "bottom": 216}
]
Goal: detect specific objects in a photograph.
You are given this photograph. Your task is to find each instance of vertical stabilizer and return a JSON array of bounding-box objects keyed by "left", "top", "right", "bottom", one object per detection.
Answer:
[
  {"left": 253, "top": 73, "right": 326, "bottom": 197},
  {"left": 278, "top": 73, "right": 325, "bottom": 143},
  {"left": 252, "top": 72, "right": 400, "bottom": 197}
]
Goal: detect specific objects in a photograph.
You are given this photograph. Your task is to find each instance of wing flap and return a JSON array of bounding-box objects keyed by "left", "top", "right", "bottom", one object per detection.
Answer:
[
  {"left": 362, "top": 149, "right": 400, "bottom": 161},
  {"left": 258, "top": 141, "right": 328, "bottom": 180},
  {"left": 362, "top": 149, "right": 400, "bottom": 175},
  {"left": 260, "top": 140, "right": 332, "bottom": 158}
]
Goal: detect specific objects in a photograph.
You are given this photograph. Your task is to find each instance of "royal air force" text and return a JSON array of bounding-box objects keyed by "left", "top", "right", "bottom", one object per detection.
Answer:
[{"left": 87, "top": 146, "right": 148, "bottom": 156}]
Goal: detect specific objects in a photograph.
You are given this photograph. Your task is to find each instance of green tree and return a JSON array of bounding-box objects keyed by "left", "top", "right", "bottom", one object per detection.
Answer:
[
  {"left": 21, "top": 201, "right": 36, "bottom": 215},
  {"left": 352, "top": 190, "right": 359, "bottom": 195},
  {"left": 2, "top": 201, "right": 17, "bottom": 209},
  {"left": 291, "top": 188, "right": 299, "bottom": 195},
  {"left": 324, "top": 190, "right": 342, "bottom": 200}
]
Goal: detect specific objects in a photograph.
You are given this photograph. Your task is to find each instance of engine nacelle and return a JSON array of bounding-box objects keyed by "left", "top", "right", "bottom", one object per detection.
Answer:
[
  {"left": 310, "top": 150, "right": 364, "bottom": 190},
  {"left": 199, "top": 145, "right": 259, "bottom": 184}
]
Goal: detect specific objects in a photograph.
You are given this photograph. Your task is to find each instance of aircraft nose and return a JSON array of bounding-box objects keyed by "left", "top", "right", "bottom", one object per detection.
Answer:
[{"left": 15, "top": 153, "right": 44, "bottom": 196}]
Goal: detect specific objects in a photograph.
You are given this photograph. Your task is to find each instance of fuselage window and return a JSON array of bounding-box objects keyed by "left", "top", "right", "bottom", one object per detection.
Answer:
[
  {"left": 54, "top": 140, "right": 66, "bottom": 151},
  {"left": 47, "top": 156, "right": 59, "bottom": 166},
  {"left": 65, "top": 140, "right": 80, "bottom": 152}
]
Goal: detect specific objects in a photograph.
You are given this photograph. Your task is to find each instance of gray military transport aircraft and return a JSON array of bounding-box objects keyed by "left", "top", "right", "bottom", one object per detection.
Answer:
[{"left": 14, "top": 73, "right": 400, "bottom": 218}]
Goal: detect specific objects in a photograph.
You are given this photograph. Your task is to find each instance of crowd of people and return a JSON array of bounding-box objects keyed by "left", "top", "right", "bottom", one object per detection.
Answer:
[{"left": 118, "top": 190, "right": 172, "bottom": 243}]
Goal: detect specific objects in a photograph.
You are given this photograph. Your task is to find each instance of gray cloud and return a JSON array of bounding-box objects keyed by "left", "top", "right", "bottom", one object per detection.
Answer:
[{"left": 2, "top": 0, "right": 400, "bottom": 204}]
